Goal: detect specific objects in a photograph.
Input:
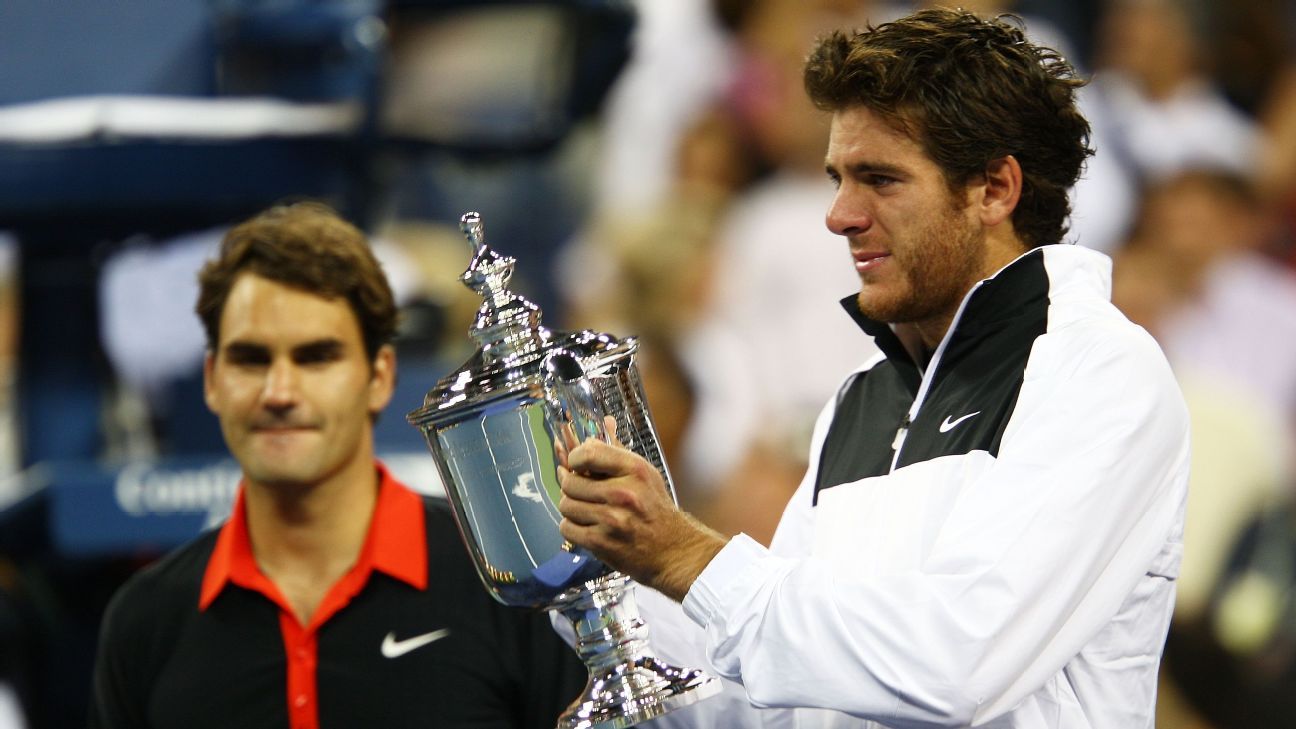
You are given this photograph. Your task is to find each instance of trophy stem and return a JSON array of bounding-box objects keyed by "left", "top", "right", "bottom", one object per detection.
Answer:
[{"left": 555, "top": 573, "right": 721, "bottom": 729}]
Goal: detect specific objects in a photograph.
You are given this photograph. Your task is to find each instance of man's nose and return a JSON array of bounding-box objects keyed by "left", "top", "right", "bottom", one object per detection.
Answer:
[
  {"left": 826, "top": 188, "right": 873, "bottom": 237},
  {"left": 261, "top": 360, "right": 299, "bottom": 408}
]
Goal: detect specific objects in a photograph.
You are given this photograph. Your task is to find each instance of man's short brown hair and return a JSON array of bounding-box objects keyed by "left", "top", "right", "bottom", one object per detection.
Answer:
[
  {"left": 804, "top": 8, "right": 1093, "bottom": 247},
  {"left": 196, "top": 202, "right": 398, "bottom": 360}
]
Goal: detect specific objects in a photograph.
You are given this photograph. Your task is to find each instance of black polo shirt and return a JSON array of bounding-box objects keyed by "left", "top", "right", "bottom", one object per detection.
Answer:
[{"left": 89, "top": 465, "right": 586, "bottom": 729}]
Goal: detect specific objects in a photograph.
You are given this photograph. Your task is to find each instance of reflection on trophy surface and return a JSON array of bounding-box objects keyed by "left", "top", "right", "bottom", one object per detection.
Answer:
[{"left": 407, "top": 212, "right": 720, "bottom": 728}]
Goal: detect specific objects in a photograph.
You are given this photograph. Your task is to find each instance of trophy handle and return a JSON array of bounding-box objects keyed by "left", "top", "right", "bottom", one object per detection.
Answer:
[{"left": 542, "top": 350, "right": 607, "bottom": 448}]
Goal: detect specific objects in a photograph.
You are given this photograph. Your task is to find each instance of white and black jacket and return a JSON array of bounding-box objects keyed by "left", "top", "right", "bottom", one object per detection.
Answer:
[{"left": 641, "top": 244, "right": 1191, "bottom": 729}]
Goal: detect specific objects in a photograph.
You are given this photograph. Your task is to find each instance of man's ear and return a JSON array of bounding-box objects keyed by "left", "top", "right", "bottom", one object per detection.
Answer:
[
  {"left": 978, "top": 155, "right": 1023, "bottom": 228},
  {"left": 368, "top": 344, "right": 397, "bottom": 415},
  {"left": 203, "top": 351, "right": 219, "bottom": 415}
]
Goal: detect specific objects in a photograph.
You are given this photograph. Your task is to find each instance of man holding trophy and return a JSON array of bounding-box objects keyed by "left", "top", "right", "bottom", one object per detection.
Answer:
[{"left": 556, "top": 8, "right": 1190, "bottom": 728}]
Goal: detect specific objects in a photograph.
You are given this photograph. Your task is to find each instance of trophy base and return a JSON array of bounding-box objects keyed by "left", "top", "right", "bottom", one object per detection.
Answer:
[
  {"left": 558, "top": 655, "right": 721, "bottom": 729},
  {"left": 554, "top": 573, "right": 723, "bottom": 728}
]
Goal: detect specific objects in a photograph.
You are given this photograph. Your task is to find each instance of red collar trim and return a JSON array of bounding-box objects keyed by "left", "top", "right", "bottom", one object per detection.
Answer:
[
  {"left": 365, "top": 464, "right": 428, "bottom": 590},
  {"left": 199, "top": 463, "right": 428, "bottom": 611}
]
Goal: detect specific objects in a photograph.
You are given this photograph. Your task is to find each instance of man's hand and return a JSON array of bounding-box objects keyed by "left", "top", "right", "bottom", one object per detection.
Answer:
[{"left": 557, "top": 437, "right": 728, "bottom": 602}]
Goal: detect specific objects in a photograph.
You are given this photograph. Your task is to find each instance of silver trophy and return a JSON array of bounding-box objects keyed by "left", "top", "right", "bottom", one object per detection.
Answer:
[{"left": 407, "top": 212, "right": 720, "bottom": 728}]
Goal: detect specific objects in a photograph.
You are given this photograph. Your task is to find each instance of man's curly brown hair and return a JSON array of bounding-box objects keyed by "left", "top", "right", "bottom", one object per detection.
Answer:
[{"left": 804, "top": 8, "right": 1093, "bottom": 247}]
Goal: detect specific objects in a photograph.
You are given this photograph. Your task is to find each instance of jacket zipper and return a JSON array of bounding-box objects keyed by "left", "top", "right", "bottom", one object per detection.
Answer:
[
  {"left": 887, "top": 279, "right": 987, "bottom": 473},
  {"left": 889, "top": 415, "right": 912, "bottom": 472}
]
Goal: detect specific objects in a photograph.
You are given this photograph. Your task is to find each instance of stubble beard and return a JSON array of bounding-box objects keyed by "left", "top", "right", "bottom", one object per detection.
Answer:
[{"left": 856, "top": 206, "right": 987, "bottom": 327}]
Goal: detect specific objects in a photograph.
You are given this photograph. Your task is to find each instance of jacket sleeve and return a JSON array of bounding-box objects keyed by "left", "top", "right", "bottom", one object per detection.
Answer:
[
  {"left": 633, "top": 392, "right": 847, "bottom": 729},
  {"left": 680, "top": 324, "right": 1191, "bottom": 727}
]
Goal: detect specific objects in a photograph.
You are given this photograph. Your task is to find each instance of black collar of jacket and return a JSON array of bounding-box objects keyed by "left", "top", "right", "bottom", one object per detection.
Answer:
[{"left": 839, "top": 246, "right": 1049, "bottom": 376}]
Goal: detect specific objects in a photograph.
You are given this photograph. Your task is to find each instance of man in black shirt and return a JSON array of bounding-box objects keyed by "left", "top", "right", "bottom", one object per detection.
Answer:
[{"left": 90, "top": 202, "right": 585, "bottom": 729}]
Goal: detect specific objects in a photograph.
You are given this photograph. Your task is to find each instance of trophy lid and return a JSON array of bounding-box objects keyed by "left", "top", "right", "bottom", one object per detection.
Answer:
[{"left": 408, "top": 212, "right": 628, "bottom": 429}]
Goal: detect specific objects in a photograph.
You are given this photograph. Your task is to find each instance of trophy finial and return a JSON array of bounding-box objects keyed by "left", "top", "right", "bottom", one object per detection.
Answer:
[
  {"left": 459, "top": 210, "right": 510, "bottom": 295},
  {"left": 460, "top": 211, "right": 485, "bottom": 253},
  {"left": 456, "top": 210, "right": 544, "bottom": 362}
]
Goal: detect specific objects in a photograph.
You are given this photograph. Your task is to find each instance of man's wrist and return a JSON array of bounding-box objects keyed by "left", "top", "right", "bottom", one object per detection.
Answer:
[{"left": 653, "top": 515, "right": 729, "bottom": 602}]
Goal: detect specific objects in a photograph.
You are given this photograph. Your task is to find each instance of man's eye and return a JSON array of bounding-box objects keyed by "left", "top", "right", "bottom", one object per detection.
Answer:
[
  {"left": 224, "top": 348, "right": 269, "bottom": 366},
  {"left": 867, "top": 174, "right": 897, "bottom": 188},
  {"left": 295, "top": 345, "right": 343, "bottom": 365}
]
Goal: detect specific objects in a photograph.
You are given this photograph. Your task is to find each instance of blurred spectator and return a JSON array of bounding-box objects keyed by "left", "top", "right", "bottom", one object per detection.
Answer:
[
  {"left": 1115, "top": 234, "right": 1290, "bottom": 622},
  {"left": 1256, "top": 67, "right": 1296, "bottom": 264},
  {"left": 1069, "top": 0, "right": 1265, "bottom": 253},
  {"left": 1201, "top": 0, "right": 1293, "bottom": 118},
  {"left": 1151, "top": 485, "right": 1296, "bottom": 729},
  {"left": 1110, "top": 168, "right": 1296, "bottom": 728},
  {"left": 1126, "top": 170, "right": 1296, "bottom": 423},
  {"left": 1259, "top": 65, "right": 1296, "bottom": 195},
  {"left": 560, "top": 191, "right": 747, "bottom": 512},
  {"left": 586, "top": 0, "right": 735, "bottom": 219},
  {"left": 1091, "top": 0, "right": 1263, "bottom": 178},
  {"left": 1194, "top": 492, "right": 1296, "bottom": 728}
]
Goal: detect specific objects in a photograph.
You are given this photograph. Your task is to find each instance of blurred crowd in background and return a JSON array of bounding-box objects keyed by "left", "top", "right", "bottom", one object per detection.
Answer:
[{"left": 2, "top": 0, "right": 1296, "bottom": 727}]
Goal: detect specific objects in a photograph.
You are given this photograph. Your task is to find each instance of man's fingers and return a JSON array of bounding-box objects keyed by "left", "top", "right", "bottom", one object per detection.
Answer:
[
  {"left": 554, "top": 415, "right": 618, "bottom": 468},
  {"left": 554, "top": 438, "right": 569, "bottom": 469},
  {"left": 566, "top": 437, "right": 640, "bottom": 477},
  {"left": 559, "top": 497, "right": 636, "bottom": 546},
  {"left": 603, "top": 415, "right": 623, "bottom": 448},
  {"left": 557, "top": 465, "right": 609, "bottom": 503},
  {"left": 561, "top": 420, "right": 581, "bottom": 451},
  {"left": 557, "top": 490, "right": 603, "bottom": 526},
  {"left": 559, "top": 517, "right": 603, "bottom": 551}
]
